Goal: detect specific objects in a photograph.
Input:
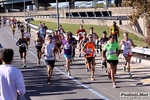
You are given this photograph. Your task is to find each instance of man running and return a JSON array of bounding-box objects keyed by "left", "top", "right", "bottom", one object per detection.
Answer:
[
  {"left": 24, "top": 30, "right": 31, "bottom": 46},
  {"left": 76, "top": 24, "right": 86, "bottom": 44},
  {"left": 97, "top": 31, "right": 108, "bottom": 69},
  {"left": 79, "top": 32, "right": 88, "bottom": 71},
  {"left": 88, "top": 27, "right": 99, "bottom": 53},
  {"left": 42, "top": 35, "right": 57, "bottom": 84},
  {"left": 20, "top": 23, "right": 25, "bottom": 34},
  {"left": 16, "top": 33, "right": 28, "bottom": 67},
  {"left": 120, "top": 32, "right": 135, "bottom": 77},
  {"left": 62, "top": 32, "right": 72, "bottom": 76},
  {"left": 17, "top": 20, "right": 21, "bottom": 30},
  {"left": 82, "top": 35, "right": 96, "bottom": 81},
  {"left": 3, "top": 17, "right": 7, "bottom": 27},
  {"left": 34, "top": 32, "right": 44, "bottom": 66},
  {"left": 43, "top": 23, "right": 48, "bottom": 38},
  {"left": 102, "top": 35, "right": 121, "bottom": 88}
]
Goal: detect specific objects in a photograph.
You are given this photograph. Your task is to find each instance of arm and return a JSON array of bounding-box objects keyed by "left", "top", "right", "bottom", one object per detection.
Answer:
[
  {"left": 117, "top": 26, "right": 120, "bottom": 37},
  {"left": 16, "top": 39, "right": 20, "bottom": 46},
  {"left": 82, "top": 43, "right": 87, "bottom": 54},
  {"left": 16, "top": 71, "right": 26, "bottom": 96},
  {"left": 116, "top": 43, "right": 121, "bottom": 57},
  {"left": 130, "top": 39, "right": 135, "bottom": 48}
]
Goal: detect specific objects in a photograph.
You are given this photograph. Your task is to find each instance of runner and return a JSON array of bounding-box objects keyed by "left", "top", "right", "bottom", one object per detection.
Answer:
[
  {"left": 97, "top": 31, "right": 108, "bottom": 69},
  {"left": 38, "top": 21, "right": 42, "bottom": 30},
  {"left": 43, "top": 23, "right": 48, "bottom": 38},
  {"left": 62, "top": 32, "right": 72, "bottom": 76},
  {"left": 120, "top": 32, "right": 135, "bottom": 77},
  {"left": 16, "top": 33, "right": 28, "bottom": 67},
  {"left": 55, "top": 30, "right": 62, "bottom": 59},
  {"left": 8, "top": 17, "right": 12, "bottom": 27},
  {"left": 69, "top": 31, "right": 77, "bottom": 61},
  {"left": 102, "top": 34, "right": 121, "bottom": 88},
  {"left": 58, "top": 24, "right": 65, "bottom": 35},
  {"left": 82, "top": 35, "right": 96, "bottom": 80},
  {"left": 78, "top": 32, "right": 89, "bottom": 71},
  {"left": 40, "top": 25, "right": 45, "bottom": 38},
  {"left": 88, "top": 27, "right": 99, "bottom": 53},
  {"left": 76, "top": 24, "right": 86, "bottom": 44},
  {"left": 34, "top": 32, "right": 44, "bottom": 66},
  {"left": 42, "top": 35, "right": 57, "bottom": 84},
  {"left": 20, "top": 23, "right": 25, "bottom": 34},
  {"left": 11, "top": 23, "right": 16, "bottom": 37},
  {"left": 24, "top": 30, "right": 31, "bottom": 46},
  {"left": 17, "top": 20, "right": 21, "bottom": 30},
  {"left": 26, "top": 23, "right": 31, "bottom": 35}
]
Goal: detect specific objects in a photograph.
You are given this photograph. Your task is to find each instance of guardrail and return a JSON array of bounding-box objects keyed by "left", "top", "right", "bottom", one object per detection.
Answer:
[{"left": 24, "top": 18, "right": 150, "bottom": 57}]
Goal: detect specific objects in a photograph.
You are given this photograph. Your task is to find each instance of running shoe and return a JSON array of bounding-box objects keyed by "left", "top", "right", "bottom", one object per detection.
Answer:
[
  {"left": 123, "top": 66, "right": 126, "bottom": 71},
  {"left": 128, "top": 73, "right": 132, "bottom": 77},
  {"left": 91, "top": 77, "right": 95, "bottom": 81},
  {"left": 86, "top": 68, "right": 89, "bottom": 72},
  {"left": 113, "top": 83, "right": 117, "bottom": 88},
  {"left": 23, "top": 64, "right": 26, "bottom": 68},
  {"left": 47, "top": 78, "right": 50, "bottom": 84},
  {"left": 37, "top": 61, "right": 40, "bottom": 66},
  {"left": 68, "top": 72, "right": 71, "bottom": 76},
  {"left": 79, "top": 53, "right": 81, "bottom": 57},
  {"left": 19, "top": 58, "right": 22, "bottom": 60}
]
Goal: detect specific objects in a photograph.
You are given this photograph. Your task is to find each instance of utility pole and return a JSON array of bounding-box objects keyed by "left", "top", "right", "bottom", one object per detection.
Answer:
[{"left": 56, "top": 0, "right": 60, "bottom": 28}]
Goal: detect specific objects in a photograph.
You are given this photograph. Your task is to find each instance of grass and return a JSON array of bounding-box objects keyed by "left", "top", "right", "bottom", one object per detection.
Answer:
[{"left": 30, "top": 20, "right": 147, "bottom": 47}]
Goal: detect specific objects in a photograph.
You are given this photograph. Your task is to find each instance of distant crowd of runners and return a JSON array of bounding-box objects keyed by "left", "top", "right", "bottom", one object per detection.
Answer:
[{"left": 0, "top": 16, "right": 135, "bottom": 91}]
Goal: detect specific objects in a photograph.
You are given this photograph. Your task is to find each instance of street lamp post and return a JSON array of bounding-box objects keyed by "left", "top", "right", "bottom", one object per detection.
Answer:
[
  {"left": 12, "top": 0, "right": 13, "bottom": 12},
  {"left": 56, "top": 0, "right": 60, "bottom": 28},
  {"left": 24, "top": 0, "right": 26, "bottom": 18}
]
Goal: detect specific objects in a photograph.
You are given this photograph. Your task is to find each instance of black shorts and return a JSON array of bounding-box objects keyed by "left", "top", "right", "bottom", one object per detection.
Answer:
[
  {"left": 86, "top": 57, "right": 94, "bottom": 63},
  {"left": 56, "top": 43, "right": 61, "bottom": 48},
  {"left": 107, "top": 60, "right": 118, "bottom": 66},
  {"left": 21, "top": 30, "right": 24, "bottom": 33},
  {"left": 45, "top": 60, "right": 55, "bottom": 68},
  {"left": 3, "top": 22, "right": 6, "bottom": 24},
  {"left": 19, "top": 47, "right": 26, "bottom": 53},
  {"left": 0, "top": 23, "right": 1, "bottom": 25},
  {"left": 35, "top": 46, "right": 42, "bottom": 52}
]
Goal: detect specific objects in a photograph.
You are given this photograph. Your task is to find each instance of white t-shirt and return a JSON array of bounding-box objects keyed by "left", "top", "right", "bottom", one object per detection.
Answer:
[
  {"left": 44, "top": 42, "right": 55, "bottom": 60},
  {"left": 0, "top": 64, "right": 25, "bottom": 100},
  {"left": 24, "top": 32, "right": 30, "bottom": 38},
  {"left": 122, "top": 39, "right": 132, "bottom": 55}
]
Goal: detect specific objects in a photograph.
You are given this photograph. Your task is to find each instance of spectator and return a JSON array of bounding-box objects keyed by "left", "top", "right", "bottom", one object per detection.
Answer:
[
  {"left": 110, "top": 21, "right": 119, "bottom": 42},
  {"left": 0, "top": 48, "right": 26, "bottom": 100}
]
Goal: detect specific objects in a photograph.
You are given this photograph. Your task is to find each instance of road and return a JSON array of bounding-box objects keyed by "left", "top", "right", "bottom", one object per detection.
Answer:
[{"left": 0, "top": 24, "right": 150, "bottom": 100}]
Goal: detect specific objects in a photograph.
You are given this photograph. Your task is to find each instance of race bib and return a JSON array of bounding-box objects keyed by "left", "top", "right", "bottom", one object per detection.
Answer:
[
  {"left": 64, "top": 43, "right": 70, "bottom": 49},
  {"left": 87, "top": 48, "right": 92, "bottom": 53},
  {"left": 109, "top": 50, "right": 116, "bottom": 55},
  {"left": 21, "top": 43, "right": 26, "bottom": 47}
]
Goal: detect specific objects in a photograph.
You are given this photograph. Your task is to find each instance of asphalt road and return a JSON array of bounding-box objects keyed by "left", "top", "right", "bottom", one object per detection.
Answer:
[{"left": 0, "top": 24, "right": 150, "bottom": 100}]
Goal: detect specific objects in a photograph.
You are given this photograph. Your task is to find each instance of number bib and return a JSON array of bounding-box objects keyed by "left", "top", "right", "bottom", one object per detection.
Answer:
[
  {"left": 64, "top": 43, "right": 70, "bottom": 49},
  {"left": 21, "top": 43, "right": 26, "bottom": 47},
  {"left": 109, "top": 50, "right": 116, "bottom": 55}
]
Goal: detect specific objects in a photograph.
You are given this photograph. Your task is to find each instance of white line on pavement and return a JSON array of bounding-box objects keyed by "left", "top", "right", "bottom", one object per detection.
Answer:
[{"left": 4, "top": 27, "right": 109, "bottom": 100}]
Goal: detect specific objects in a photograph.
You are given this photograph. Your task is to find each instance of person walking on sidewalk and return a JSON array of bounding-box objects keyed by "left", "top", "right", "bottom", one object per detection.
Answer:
[
  {"left": 82, "top": 35, "right": 96, "bottom": 81},
  {"left": 110, "top": 21, "right": 119, "bottom": 42},
  {"left": 120, "top": 32, "right": 135, "bottom": 77},
  {"left": 102, "top": 35, "right": 121, "bottom": 88},
  {"left": 42, "top": 35, "right": 57, "bottom": 84},
  {"left": 0, "top": 48, "right": 26, "bottom": 100}
]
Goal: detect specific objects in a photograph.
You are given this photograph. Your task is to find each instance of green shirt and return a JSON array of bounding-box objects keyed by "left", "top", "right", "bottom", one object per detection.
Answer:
[{"left": 103, "top": 42, "right": 120, "bottom": 60}]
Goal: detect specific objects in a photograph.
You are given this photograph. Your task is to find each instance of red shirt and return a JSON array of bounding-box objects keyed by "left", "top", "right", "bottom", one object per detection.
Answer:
[{"left": 76, "top": 29, "right": 86, "bottom": 40}]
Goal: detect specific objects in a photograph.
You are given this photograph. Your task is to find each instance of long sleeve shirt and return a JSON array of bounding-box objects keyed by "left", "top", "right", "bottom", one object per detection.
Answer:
[{"left": 0, "top": 64, "right": 26, "bottom": 100}]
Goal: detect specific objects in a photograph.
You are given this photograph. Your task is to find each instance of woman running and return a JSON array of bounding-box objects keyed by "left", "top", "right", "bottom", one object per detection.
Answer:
[
  {"left": 24, "top": 30, "right": 31, "bottom": 46},
  {"left": 16, "top": 33, "right": 28, "bottom": 67},
  {"left": 11, "top": 23, "right": 16, "bottom": 37},
  {"left": 34, "top": 32, "right": 44, "bottom": 66}
]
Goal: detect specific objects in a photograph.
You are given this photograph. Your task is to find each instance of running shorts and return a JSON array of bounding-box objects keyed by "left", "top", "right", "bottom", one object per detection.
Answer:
[
  {"left": 3, "top": 22, "right": 6, "bottom": 24},
  {"left": 45, "top": 60, "right": 55, "bottom": 68},
  {"left": 107, "top": 60, "right": 118, "bottom": 66},
  {"left": 56, "top": 43, "right": 61, "bottom": 48},
  {"left": 64, "top": 54, "right": 72, "bottom": 59},
  {"left": 35, "top": 46, "right": 42, "bottom": 52},
  {"left": 26, "top": 38, "right": 30, "bottom": 41},
  {"left": 19, "top": 47, "right": 26, "bottom": 53},
  {"left": 86, "top": 57, "right": 94, "bottom": 63}
]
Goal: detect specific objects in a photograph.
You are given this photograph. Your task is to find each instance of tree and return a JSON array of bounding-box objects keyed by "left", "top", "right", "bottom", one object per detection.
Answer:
[{"left": 124, "top": 0, "right": 150, "bottom": 45}]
